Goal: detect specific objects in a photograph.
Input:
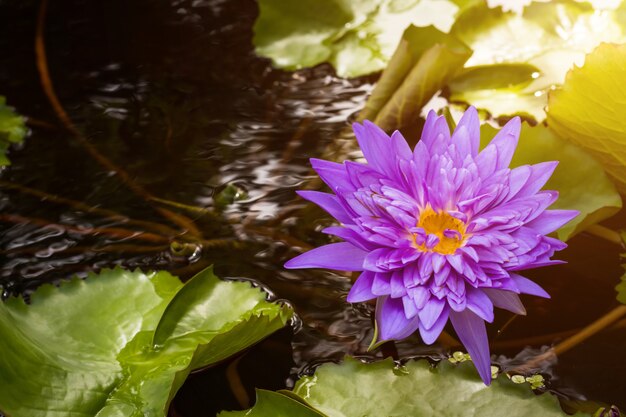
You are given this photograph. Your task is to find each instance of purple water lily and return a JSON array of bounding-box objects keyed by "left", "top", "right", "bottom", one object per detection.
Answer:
[{"left": 285, "top": 107, "right": 577, "bottom": 384}]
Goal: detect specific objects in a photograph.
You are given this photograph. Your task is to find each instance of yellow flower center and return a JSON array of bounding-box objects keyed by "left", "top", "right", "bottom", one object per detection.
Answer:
[{"left": 415, "top": 206, "right": 467, "bottom": 255}]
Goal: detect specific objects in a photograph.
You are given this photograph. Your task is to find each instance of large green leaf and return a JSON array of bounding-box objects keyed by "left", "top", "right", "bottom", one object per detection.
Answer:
[
  {"left": 359, "top": 25, "right": 471, "bottom": 132},
  {"left": 0, "top": 267, "right": 292, "bottom": 417},
  {"left": 548, "top": 42, "right": 626, "bottom": 194},
  {"left": 0, "top": 96, "right": 27, "bottom": 166},
  {"left": 480, "top": 122, "right": 621, "bottom": 240},
  {"left": 222, "top": 358, "right": 589, "bottom": 416},
  {"left": 449, "top": 1, "right": 626, "bottom": 121},
  {"left": 253, "top": 0, "right": 460, "bottom": 78}
]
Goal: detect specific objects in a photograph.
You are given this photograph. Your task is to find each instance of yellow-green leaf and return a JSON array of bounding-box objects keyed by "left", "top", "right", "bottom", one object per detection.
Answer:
[{"left": 548, "top": 42, "right": 626, "bottom": 194}]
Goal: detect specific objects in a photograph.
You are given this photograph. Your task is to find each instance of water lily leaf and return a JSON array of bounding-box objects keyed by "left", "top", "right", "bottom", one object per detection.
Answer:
[
  {"left": 222, "top": 357, "right": 589, "bottom": 416},
  {"left": 360, "top": 25, "right": 471, "bottom": 132},
  {"left": 0, "top": 267, "right": 292, "bottom": 417},
  {"left": 548, "top": 42, "right": 626, "bottom": 194},
  {"left": 478, "top": 122, "right": 621, "bottom": 240},
  {"left": 219, "top": 390, "right": 324, "bottom": 417},
  {"left": 253, "top": 0, "right": 459, "bottom": 77},
  {"left": 0, "top": 96, "right": 27, "bottom": 166},
  {"left": 449, "top": 1, "right": 626, "bottom": 121}
]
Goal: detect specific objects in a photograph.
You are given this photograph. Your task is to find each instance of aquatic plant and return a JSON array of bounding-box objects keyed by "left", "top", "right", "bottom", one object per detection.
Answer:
[
  {"left": 221, "top": 357, "right": 588, "bottom": 417},
  {"left": 286, "top": 107, "right": 578, "bottom": 384}
]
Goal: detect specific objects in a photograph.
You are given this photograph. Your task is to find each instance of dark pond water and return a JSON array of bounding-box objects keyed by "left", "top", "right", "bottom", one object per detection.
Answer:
[{"left": 0, "top": 0, "right": 625, "bottom": 414}]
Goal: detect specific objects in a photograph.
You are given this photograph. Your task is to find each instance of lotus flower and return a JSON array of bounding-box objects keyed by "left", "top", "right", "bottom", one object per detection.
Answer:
[{"left": 285, "top": 107, "right": 577, "bottom": 384}]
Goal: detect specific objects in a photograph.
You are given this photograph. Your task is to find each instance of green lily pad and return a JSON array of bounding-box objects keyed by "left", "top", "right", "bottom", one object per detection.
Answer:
[
  {"left": 449, "top": 1, "right": 626, "bottom": 121},
  {"left": 480, "top": 122, "right": 621, "bottom": 240},
  {"left": 253, "top": 0, "right": 460, "bottom": 78},
  {"left": 222, "top": 357, "right": 589, "bottom": 416},
  {"left": 0, "top": 96, "right": 27, "bottom": 166},
  {"left": 0, "top": 267, "right": 292, "bottom": 417},
  {"left": 359, "top": 25, "right": 471, "bottom": 132},
  {"left": 219, "top": 390, "right": 324, "bottom": 417},
  {"left": 548, "top": 42, "right": 626, "bottom": 194}
]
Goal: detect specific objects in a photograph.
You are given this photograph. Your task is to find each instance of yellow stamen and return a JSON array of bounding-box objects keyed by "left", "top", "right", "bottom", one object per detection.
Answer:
[{"left": 415, "top": 206, "right": 467, "bottom": 255}]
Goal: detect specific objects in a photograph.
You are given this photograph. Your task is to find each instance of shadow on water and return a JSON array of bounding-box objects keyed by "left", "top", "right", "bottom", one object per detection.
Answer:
[{"left": 0, "top": 0, "right": 624, "bottom": 414}]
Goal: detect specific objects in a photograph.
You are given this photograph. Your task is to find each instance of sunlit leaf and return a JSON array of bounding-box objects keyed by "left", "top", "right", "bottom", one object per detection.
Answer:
[
  {"left": 253, "top": 0, "right": 460, "bottom": 77},
  {"left": 449, "top": 1, "right": 626, "bottom": 120},
  {"left": 222, "top": 357, "right": 590, "bottom": 416},
  {"left": 359, "top": 25, "right": 471, "bottom": 132},
  {"left": 480, "top": 122, "right": 621, "bottom": 240},
  {"left": 0, "top": 267, "right": 292, "bottom": 417},
  {"left": 548, "top": 42, "right": 626, "bottom": 194},
  {"left": 0, "top": 96, "right": 27, "bottom": 166}
]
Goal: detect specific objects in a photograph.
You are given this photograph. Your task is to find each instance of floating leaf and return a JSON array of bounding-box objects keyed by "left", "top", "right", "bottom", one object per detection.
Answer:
[
  {"left": 480, "top": 123, "right": 621, "bottom": 240},
  {"left": 359, "top": 25, "right": 471, "bottom": 132},
  {"left": 449, "top": 1, "right": 626, "bottom": 120},
  {"left": 548, "top": 42, "right": 626, "bottom": 194},
  {"left": 219, "top": 390, "right": 324, "bottom": 417},
  {"left": 0, "top": 267, "right": 292, "bottom": 417},
  {"left": 253, "top": 0, "right": 459, "bottom": 77},
  {"left": 0, "top": 96, "right": 27, "bottom": 166},
  {"left": 222, "top": 357, "right": 589, "bottom": 416}
]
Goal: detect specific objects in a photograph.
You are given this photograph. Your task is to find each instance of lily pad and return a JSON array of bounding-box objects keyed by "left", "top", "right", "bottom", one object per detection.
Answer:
[
  {"left": 449, "top": 1, "right": 626, "bottom": 121},
  {"left": 0, "top": 267, "right": 293, "bottom": 417},
  {"left": 222, "top": 357, "right": 589, "bottom": 416},
  {"left": 548, "top": 42, "right": 626, "bottom": 194},
  {"left": 359, "top": 25, "right": 471, "bottom": 132},
  {"left": 219, "top": 390, "right": 324, "bottom": 417},
  {"left": 0, "top": 96, "right": 27, "bottom": 166},
  {"left": 480, "top": 123, "right": 621, "bottom": 240},
  {"left": 253, "top": 0, "right": 459, "bottom": 78}
]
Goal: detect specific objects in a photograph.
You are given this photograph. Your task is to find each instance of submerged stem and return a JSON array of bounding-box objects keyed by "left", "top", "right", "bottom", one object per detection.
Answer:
[
  {"left": 514, "top": 305, "right": 626, "bottom": 372},
  {"left": 0, "top": 180, "right": 181, "bottom": 237}
]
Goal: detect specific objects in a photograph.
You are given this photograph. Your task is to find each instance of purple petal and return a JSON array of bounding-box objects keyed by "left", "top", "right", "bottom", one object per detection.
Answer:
[
  {"left": 418, "top": 297, "right": 446, "bottom": 329},
  {"left": 347, "top": 271, "right": 376, "bottom": 303},
  {"left": 419, "top": 306, "right": 449, "bottom": 344},
  {"left": 510, "top": 274, "right": 550, "bottom": 298},
  {"left": 450, "top": 310, "right": 492, "bottom": 385},
  {"left": 466, "top": 287, "right": 494, "bottom": 322},
  {"left": 390, "top": 130, "right": 412, "bottom": 161},
  {"left": 297, "top": 191, "right": 353, "bottom": 225},
  {"left": 322, "top": 226, "right": 373, "bottom": 251},
  {"left": 309, "top": 158, "right": 353, "bottom": 191},
  {"left": 515, "top": 161, "right": 558, "bottom": 199},
  {"left": 487, "top": 116, "right": 521, "bottom": 170},
  {"left": 353, "top": 121, "right": 393, "bottom": 175},
  {"left": 376, "top": 296, "right": 420, "bottom": 341},
  {"left": 284, "top": 242, "right": 366, "bottom": 271},
  {"left": 419, "top": 111, "right": 451, "bottom": 155},
  {"left": 526, "top": 210, "right": 579, "bottom": 235},
  {"left": 452, "top": 106, "right": 480, "bottom": 156},
  {"left": 482, "top": 288, "right": 526, "bottom": 315}
]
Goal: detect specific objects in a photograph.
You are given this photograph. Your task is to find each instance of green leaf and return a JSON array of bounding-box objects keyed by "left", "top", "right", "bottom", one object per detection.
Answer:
[
  {"left": 219, "top": 390, "right": 324, "bottom": 417},
  {"left": 359, "top": 26, "right": 471, "bottom": 130},
  {"left": 548, "top": 42, "right": 626, "bottom": 194},
  {"left": 359, "top": 25, "right": 471, "bottom": 132},
  {"left": 253, "top": 0, "right": 460, "bottom": 78},
  {"left": 0, "top": 96, "right": 27, "bottom": 166},
  {"left": 479, "top": 122, "right": 621, "bottom": 240},
  {"left": 449, "top": 1, "right": 626, "bottom": 121},
  {"left": 0, "top": 267, "right": 292, "bottom": 417},
  {"left": 224, "top": 357, "right": 590, "bottom": 416}
]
